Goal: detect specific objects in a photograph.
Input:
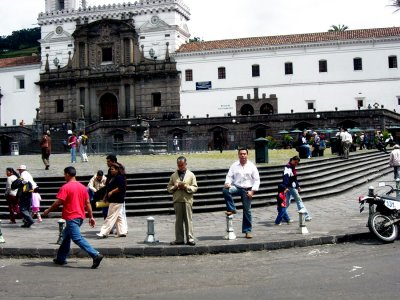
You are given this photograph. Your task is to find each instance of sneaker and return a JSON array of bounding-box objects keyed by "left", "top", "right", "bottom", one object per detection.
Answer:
[
  {"left": 91, "top": 254, "right": 104, "bottom": 269},
  {"left": 275, "top": 223, "right": 282, "bottom": 226},
  {"left": 53, "top": 258, "right": 67, "bottom": 265},
  {"left": 245, "top": 232, "right": 253, "bottom": 239},
  {"left": 287, "top": 219, "right": 294, "bottom": 224},
  {"left": 170, "top": 241, "right": 184, "bottom": 245},
  {"left": 305, "top": 217, "right": 312, "bottom": 222},
  {"left": 96, "top": 233, "right": 107, "bottom": 239}
]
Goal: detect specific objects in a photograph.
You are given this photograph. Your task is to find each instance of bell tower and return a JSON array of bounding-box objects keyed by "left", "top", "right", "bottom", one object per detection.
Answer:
[{"left": 45, "top": 0, "right": 78, "bottom": 12}]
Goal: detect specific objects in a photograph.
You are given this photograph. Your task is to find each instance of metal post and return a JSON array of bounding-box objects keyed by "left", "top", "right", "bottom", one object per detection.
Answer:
[
  {"left": 56, "top": 219, "right": 66, "bottom": 245},
  {"left": 224, "top": 215, "right": 236, "bottom": 240},
  {"left": 396, "top": 178, "right": 400, "bottom": 198},
  {"left": 298, "top": 208, "right": 309, "bottom": 234},
  {"left": 0, "top": 220, "right": 5, "bottom": 243},
  {"left": 144, "top": 217, "right": 158, "bottom": 243}
]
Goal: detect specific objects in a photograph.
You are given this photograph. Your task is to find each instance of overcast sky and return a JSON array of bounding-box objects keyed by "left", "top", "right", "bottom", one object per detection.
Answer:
[{"left": 1, "top": 0, "right": 399, "bottom": 39}]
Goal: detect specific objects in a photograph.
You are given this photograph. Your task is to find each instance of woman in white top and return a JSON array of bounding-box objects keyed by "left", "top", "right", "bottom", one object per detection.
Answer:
[{"left": 5, "top": 167, "right": 20, "bottom": 224}]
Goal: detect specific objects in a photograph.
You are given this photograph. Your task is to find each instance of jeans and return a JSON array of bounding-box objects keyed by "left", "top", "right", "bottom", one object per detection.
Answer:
[
  {"left": 19, "top": 194, "right": 34, "bottom": 226},
  {"left": 393, "top": 166, "right": 400, "bottom": 180},
  {"left": 223, "top": 186, "right": 252, "bottom": 233},
  {"left": 70, "top": 147, "right": 76, "bottom": 163},
  {"left": 275, "top": 207, "right": 290, "bottom": 224},
  {"left": 286, "top": 187, "right": 311, "bottom": 219},
  {"left": 300, "top": 144, "right": 311, "bottom": 158},
  {"left": 57, "top": 218, "right": 99, "bottom": 263}
]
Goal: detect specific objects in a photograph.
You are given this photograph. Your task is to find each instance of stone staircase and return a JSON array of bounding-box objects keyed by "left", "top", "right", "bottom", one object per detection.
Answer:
[{"left": 0, "top": 150, "right": 391, "bottom": 218}]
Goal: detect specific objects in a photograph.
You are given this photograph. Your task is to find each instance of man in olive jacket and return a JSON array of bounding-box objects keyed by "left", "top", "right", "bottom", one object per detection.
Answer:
[{"left": 167, "top": 156, "right": 198, "bottom": 246}]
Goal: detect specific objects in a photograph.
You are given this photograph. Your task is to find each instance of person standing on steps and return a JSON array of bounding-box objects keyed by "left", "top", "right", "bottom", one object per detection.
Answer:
[
  {"left": 282, "top": 156, "right": 312, "bottom": 221},
  {"left": 43, "top": 166, "right": 103, "bottom": 269},
  {"left": 223, "top": 148, "right": 260, "bottom": 239}
]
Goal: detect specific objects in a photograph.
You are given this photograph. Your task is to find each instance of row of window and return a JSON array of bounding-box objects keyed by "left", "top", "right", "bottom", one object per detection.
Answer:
[{"left": 184, "top": 56, "right": 399, "bottom": 81}]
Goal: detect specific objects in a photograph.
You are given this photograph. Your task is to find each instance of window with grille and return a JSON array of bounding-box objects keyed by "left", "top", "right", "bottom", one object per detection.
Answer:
[
  {"left": 285, "top": 62, "right": 293, "bottom": 75},
  {"left": 185, "top": 69, "right": 193, "bottom": 81},
  {"left": 319, "top": 60, "right": 328, "bottom": 73},
  {"left": 353, "top": 58, "right": 362, "bottom": 71},
  {"left": 218, "top": 67, "right": 226, "bottom": 79}
]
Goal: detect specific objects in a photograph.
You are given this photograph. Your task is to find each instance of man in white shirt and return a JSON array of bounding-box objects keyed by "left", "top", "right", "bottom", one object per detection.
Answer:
[
  {"left": 222, "top": 148, "right": 260, "bottom": 239},
  {"left": 341, "top": 128, "right": 353, "bottom": 159}
]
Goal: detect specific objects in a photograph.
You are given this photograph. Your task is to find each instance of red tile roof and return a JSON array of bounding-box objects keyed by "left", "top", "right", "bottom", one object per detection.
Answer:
[
  {"left": 177, "top": 27, "right": 400, "bottom": 53},
  {"left": 0, "top": 55, "right": 41, "bottom": 68}
]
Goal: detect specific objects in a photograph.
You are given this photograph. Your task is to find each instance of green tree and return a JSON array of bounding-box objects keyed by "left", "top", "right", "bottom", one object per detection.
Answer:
[
  {"left": 389, "top": 0, "right": 400, "bottom": 12},
  {"left": 328, "top": 24, "right": 349, "bottom": 32}
]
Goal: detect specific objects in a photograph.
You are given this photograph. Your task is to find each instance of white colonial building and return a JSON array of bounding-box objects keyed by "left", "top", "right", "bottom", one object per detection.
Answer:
[{"left": 175, "top": 27, "right": 400, "bottom": 118}]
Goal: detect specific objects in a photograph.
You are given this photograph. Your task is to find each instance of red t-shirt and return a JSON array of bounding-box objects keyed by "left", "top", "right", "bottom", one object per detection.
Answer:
[{"left": 56, "top": 181, "right": 89, "bottom": 220}]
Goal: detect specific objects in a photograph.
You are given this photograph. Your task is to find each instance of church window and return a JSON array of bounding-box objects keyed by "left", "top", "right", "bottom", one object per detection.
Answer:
[
  {"left": 102, "top": 47, "right": 113, "bottom": 62},
  {"left": 56, "top": 99, "right": 64, "bottom": 113},
  {"left": 353, "top": 57, "right": 362, "bottom": 71},
  {"left": 16, "top": 76, "right": 25, "bottom": 90},
  {"left": 252, "top": 64, "right": 260, "bottom": 77},
  {"left": 218, "top": 67, "right": 226, "bottom": 79},
  {"left": 185, "top": 69, "right": 193, "bottom": 81},
  {"left": 319, "top": 60, "right": 328, "bottom": 72},
  {"left": 152, "top": 92, "right": 161, "bottom": 107},
  {"left": 389, "top": 55, "right": 398, "bottom": 68},
  {"left": 285, "top": 62, "right": 293, "bottom": 75}
]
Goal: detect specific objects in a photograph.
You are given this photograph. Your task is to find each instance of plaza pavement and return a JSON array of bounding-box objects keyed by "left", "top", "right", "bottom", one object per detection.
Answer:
[{"left": 0, "top": 152, "right": 395, "bottom": 257}]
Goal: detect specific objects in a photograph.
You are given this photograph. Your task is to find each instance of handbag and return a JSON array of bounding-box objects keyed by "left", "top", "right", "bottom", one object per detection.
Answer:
[{"left": 95, "top": 200, "right": 109, "bottom": 208}]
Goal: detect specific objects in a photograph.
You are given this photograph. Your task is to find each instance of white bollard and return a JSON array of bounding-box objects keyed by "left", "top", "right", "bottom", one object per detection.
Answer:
[
  {"left": 224, "top": 215, "right": 236, "bottom": 240},
  {"left": 298, "top": 208, "right": 309, "bottom": 234},
  {"left": 0, "top": 220, "right": 5, "bottom": 243},
  {"left": 144, "top": 216, "right": 158, "bottom": 243},
  {"left": 56, "top": 219, "right": 66, "bottom": 245}
]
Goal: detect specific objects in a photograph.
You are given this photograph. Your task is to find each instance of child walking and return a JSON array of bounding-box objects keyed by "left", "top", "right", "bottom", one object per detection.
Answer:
[
  {"left": 32, "top": 191, "right": 42, "bottom": 223},
  {"left": 275, "top": 184, "right": 292, "bottom": 225}
]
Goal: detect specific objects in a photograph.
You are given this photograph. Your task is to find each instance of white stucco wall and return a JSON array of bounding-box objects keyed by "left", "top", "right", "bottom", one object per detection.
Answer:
[
  {"left": 0, "top": 64, "right": 41, "bottom": 126},
  {"left": 176, "top": 39, "right": 400, "bottom": 117}
]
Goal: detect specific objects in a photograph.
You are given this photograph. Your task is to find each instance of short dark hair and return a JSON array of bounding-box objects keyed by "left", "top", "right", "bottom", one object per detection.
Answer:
[
  {"left": 106, "top": 154, "right": 117, "bottom": 163},
  {"left": 64, "top": 166, "right": 76, "bottom": 177},
  {"left": 96, "top": 170, "right": 104, "bottom": 176},
  {"left": 290, "top": 156, "right": 301, "bottom": 162},
  {"left": 238, "top": 148, "right": 248, "bottom": 154},
  {"left": 177, "top": 156, "right": 187, "bottom": 163}
]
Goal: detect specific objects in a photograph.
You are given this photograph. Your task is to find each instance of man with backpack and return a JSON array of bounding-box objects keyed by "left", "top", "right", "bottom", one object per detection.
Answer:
[{"left": 78, "top": 131, "right": 89, "bottom": 162}]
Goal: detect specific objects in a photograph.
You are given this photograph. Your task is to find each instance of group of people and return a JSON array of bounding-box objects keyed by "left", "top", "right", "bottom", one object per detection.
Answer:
[
  {"left": 67, "top": 130, "right": 89, "bottom": 163},
  {"left": 297, "top": 130, "right": 326, "bottom": 159}
]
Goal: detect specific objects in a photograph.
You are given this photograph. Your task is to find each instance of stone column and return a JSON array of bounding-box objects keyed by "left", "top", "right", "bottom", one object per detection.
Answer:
[
  {"left": 129, "top": 39, "right": 134, "bottom": 64},
  {"left": 119, "top": 84, "right": 126, "bottom": 118}
]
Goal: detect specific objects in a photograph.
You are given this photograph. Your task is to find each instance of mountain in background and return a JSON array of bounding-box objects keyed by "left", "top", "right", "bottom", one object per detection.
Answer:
[{"left": 0, "top": 27, "right": 40, "bottom": 58}]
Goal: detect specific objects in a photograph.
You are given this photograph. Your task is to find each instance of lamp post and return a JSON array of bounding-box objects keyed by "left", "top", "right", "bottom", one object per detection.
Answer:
[
  {"left": 0, "top": 87, "right": 3, "bottom": 126},
  {"left": 187, "top": 120, "right": 191, "bottom": 152}
]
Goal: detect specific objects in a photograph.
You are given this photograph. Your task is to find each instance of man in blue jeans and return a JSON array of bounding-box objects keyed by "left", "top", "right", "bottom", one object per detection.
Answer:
[
  {"left": 282, "top": 156, "right": 312, "bottom": 221},
  {"left": 43, "top": 166, "right": 103, "bottom": 269},
  {"left": 223, "top": 148, "right": 260, "bottom": 239}
]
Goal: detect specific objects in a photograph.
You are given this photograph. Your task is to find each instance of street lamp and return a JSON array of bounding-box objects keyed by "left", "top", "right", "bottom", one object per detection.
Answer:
[{"left": 0, "top": 87, "right": 3, "bottom": 126}]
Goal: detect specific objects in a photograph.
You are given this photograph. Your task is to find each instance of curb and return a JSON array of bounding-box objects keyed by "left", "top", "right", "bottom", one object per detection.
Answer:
[{"left": 0, "top": 232, "right": 372, "bottom": 258}]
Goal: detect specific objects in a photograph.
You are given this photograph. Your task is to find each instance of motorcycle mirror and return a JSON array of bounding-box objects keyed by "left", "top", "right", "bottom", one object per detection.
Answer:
[{"left": 378, "top": 182, "right": 386, "bottom": 187}]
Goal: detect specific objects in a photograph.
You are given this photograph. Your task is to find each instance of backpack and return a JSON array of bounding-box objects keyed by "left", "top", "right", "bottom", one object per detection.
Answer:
[
  {"left": 11, "top": 178, "right": 33, "bottom": 199},
  {"left": 81, "top": 134, "right": 88, "bottom": 146}
]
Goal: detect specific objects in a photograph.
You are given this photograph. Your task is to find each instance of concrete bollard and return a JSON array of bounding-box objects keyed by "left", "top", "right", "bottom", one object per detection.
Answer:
[
  {"left": 56, "top": 219, "right": 66, "bottom": 245},
  {"left": 224, "top": 215, "right": 236, "bottom": 240},
  {"left": 144, "top": 216, "right": 158, "bottom": 243},
  {"left": 298, "top": 208, "right": 309, "bottom": 234},
  {"left": 0, "top": 220, "right": 5, "bottom": 243}
]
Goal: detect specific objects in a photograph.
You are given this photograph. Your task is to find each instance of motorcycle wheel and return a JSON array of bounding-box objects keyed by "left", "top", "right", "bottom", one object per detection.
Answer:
[{"left": 368, "top": 212, "right": 398, "bottom": 243}]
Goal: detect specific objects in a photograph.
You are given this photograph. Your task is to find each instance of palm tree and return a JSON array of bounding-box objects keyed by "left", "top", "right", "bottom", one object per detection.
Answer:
[
  {"left": 389, "top": 0, "right": 400, "bottom": 12},
  {"left": 328, "top": 24, "right": 349, "bottom": 32}
]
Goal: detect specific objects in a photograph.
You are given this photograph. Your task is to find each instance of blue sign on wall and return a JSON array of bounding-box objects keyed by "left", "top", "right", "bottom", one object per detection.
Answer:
[{"left": 196, "top": 81, "right": 212, "bottom": 90}]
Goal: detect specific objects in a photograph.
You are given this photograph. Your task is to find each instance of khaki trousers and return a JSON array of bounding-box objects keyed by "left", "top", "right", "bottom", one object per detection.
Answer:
[
  {"left": 173, "top": 202, "right": 194, "bottom": 243},
  {"left": 99, "top": 203, "right": 128, "bottom": 236}
]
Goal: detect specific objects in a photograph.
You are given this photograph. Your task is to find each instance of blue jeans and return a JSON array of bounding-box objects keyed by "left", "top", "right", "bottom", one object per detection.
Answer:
[
  {"left": 223, "top": 186, "right": 252, "bottom": 233},
  {"left": 300, "top": 145, "right": 311, "bottom": 158},
  {"left": 286, "top": 188, "right": 311, "bottom": 219},
  {"left": 275, "top": 207, "right": 290, "bottom": 224},
  {"left": 70, "top": 147, "right": 76, "bottom": 163},
  {"left": 56, "top": 218, "right": 99, "bottom": 263}
]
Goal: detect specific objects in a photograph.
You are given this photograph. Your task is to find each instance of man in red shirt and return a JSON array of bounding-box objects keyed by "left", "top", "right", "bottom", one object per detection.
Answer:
[{"left": 43, "top": 166, "right": 103, "bottom": 269}]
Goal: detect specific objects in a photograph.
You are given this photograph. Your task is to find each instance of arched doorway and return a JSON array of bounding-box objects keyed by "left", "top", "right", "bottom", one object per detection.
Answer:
[
  {"left": 100, "top": 93, "right": 118, "bottom": 120},
  {"left": 260, "top": 103, "right": 274, "bottom": 114},
  {"left": 240, "top": 104, "right": 254, "bottom": 115}
]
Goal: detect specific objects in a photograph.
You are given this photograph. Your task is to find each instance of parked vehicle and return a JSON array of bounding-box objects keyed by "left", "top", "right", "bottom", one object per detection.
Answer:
[{"left": 359, "top": 182, "right": 400, "bottom": 243}]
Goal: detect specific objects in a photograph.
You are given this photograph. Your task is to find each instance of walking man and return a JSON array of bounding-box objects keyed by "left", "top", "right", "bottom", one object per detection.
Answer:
[
  {"left": 16, "top": 165, "right": 37, "bottom": 228},
  {"left": 167, "top": 156, "right": 198, "bottom": 245},
  {"left": 389, "top": 144, "right": 400, "bottom": 180},
  {"left": 43, "top": 166, "right": 103, "bottom": 269},
  {"left": 282, "top": 156, "right": 312, "bottom": 221},
  {"left": 40, "top": 130, "right": 51, "bottom": 170},
  {"left": 223, "top": 148, "right": 260, "bottom": 239}
]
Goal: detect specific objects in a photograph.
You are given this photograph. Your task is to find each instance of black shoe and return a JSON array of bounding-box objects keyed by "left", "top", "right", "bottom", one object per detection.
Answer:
[
  {"left": 21, "top": 223, "right": 32, "bottom": 228},
  {"left": 53, "top": 258, "right": 67, "bottom": 265},
  {"left": 170, "top": 241, "right": 184, "bottom": 245},
  {"left": 91, "top": 254, "right": 104, "bottom": 269},
  {"left": 187, "top": 241, "right": 196, "bottom": 246},
  {"left": 45, "top": 165, "right": 49, "bottom": 170}
]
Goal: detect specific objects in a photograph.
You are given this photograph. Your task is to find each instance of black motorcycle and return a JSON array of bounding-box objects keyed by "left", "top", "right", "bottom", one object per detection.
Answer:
[{"left": 359, "top": 182, "right": 400, "bottom": 243}]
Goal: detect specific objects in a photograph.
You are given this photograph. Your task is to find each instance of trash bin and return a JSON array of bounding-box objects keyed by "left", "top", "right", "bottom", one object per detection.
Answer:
[
  {"left": 330, "top": 137, "right": 339, "bottom": 154},
  {"left": 254, "top": 138, "right": 269, "bottom": 163},
  {"left": 10, "top": 141, "right": 19, "bottom": 156}
]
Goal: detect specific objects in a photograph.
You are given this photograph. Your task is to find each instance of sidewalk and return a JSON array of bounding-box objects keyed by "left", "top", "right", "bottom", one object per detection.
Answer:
[{"left": 0, "top": 171, "right": 392, "bottom": 257}]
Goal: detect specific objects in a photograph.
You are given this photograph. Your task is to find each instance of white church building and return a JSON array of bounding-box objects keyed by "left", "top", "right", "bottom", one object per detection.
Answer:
[{"left": 1, "top": 0, "right": 400, "bottom": 125}]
